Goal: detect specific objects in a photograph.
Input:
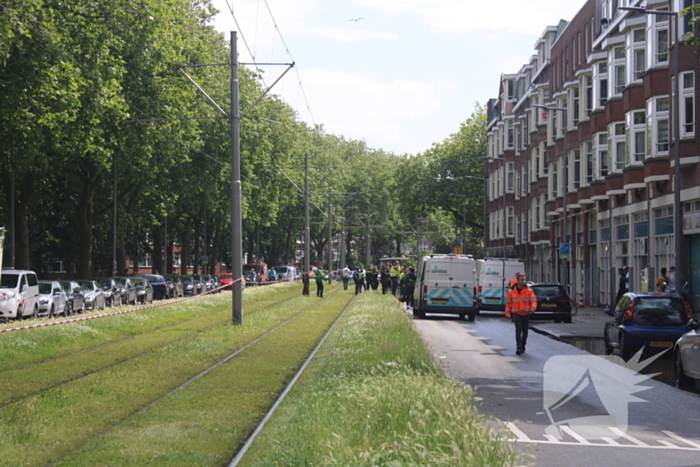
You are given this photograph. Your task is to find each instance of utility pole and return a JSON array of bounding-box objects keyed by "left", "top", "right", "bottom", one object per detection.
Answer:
[
  {"left": 328, "top": 189, "right": 332, "bottom": 281},
  {"left": 304, "top": 152, "right": 310, "bottom": 275},
  {"left": 231, "top": 31, "right": 243, "bottom": 325}
]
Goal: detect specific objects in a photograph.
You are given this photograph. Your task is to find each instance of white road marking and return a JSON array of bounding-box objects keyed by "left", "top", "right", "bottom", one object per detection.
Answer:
[
  {"left": 503, "top": 423, "right": 700, "bottom": 451},
  {"left": 561, "top": 426, "right": 592, "bottom": 445},
  {"left": 607, "top": 427, "right": 649, "bottom": 447},
  {"left": 662, "top": 431, "right": 700, "bottom": 449},
  {"left": 506, "top": 422, "right": 531, "bottom": 442}
]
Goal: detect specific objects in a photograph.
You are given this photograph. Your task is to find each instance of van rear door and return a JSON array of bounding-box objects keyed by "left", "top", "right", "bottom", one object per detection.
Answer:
[
  {"left": 450, "top": 259, "right": 475, "bottom": 307},
  {"left": 425, "top": 259, "right": 452, "bottom": 306},
  {"left": 481, "top": 262, "right": 505, "bottom": 306}
]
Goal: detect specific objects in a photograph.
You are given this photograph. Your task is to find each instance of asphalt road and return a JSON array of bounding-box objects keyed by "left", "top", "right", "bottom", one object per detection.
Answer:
[{"left": 411, "top": 311, "right": 700, "bottom": 467}]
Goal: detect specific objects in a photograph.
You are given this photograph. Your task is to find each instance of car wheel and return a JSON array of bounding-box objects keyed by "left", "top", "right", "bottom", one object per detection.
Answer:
[
  {"left": 49, "top": 305, "right": 55, "bottom": 318},
  {"left": 413, "top": 308, "right": 425, "bottom": 319},
  {"left": 603, "top": 334, "right": 614, "bottom": 355},
  {"left": 563, "top": 316, "right": 572, "bottom": 323},
  {"left": 32, "top": 305, "right": 38, "bottom": 319},
  {"left": 467, "top": 313, "right": 476, "bottom": 322},
  {"left": 675, "top": 350, "right": 692, "bottom": 389},
  {"left": 15, "top": 306, "right": 23, "bottom": 321}
]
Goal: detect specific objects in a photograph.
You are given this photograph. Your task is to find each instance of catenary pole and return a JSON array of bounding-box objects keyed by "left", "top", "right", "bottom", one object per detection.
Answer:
[
  {"left": 304, "top": 152, "right": 310, "bottom": 274},
  {"left": 231, "top": 31, "right": 243, "bottom": 325}
]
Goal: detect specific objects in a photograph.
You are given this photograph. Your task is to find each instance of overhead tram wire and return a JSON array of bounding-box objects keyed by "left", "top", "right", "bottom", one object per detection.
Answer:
[{"left": 222, "top": 0, "right": 269, "bottom": 88}]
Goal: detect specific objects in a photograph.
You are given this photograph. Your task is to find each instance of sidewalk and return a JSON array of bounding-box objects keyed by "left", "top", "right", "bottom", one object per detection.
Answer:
[{"left": 529, "top": 306, "right": 609, "bottom": 340}]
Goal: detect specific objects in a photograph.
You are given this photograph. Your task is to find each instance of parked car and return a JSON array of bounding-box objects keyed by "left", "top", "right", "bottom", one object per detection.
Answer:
[
  {"left": 674, "top": 318, "right": 700, "bottom": 389},
  {"left": 201, "top": 274, "right": 215, "bottom": 292},
  {"left": 131, "top": 277, "right": 154, "bottom": 304},
  {"left": 77, "top": 280, "right": 106, "bottom": 311},
  {"left": 276, "top": 266, "right": 298, "bottom": 281},
  {"left": 0, "top": 268, "right": 40, "bottom": 320},
  {"left": 37, "top": 280, "right": 69, "bottom": 317},
  {"left": 219, "top": 273, "right": 233, "bottom": 290},
  {"left": 191, "top": 275, "right": 205, "bottom": 294},
  {"left": 163, "top": 274, "right": 183, "bottom": 298},
  {"left": 529, "top": 283, "right": 573, "bottom": 323},
  {"left": 114, "top": 277, "right": 137, "bottom": 305},
  {"left": 60, "top": 280, "right": 85, "bottom": 314},
  {"left": 604, "top": 292, "right": 692, "bottom": 360},
  {"left": 96, "top": 278, "right": 123, "bottom": 307},
  {"left": 132, "top": 274, "right": 168, "bottom": 300},
  {"left": 181, "top": 275, "right": 198, "bottom": 296}
]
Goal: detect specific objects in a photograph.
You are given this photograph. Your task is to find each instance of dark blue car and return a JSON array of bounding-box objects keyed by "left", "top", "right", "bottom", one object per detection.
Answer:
[
  {"left": 603, "top": 292, "right": 691, "bottom": 360},
  {"left": 132, "top": 274, "right": 169, "bottom": 300}
]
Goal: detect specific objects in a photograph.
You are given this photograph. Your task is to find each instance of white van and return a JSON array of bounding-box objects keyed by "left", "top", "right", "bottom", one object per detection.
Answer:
[
  {"left": 477, "top": 259, "right": 525, "bottom": 311},
  {"left": 413, "top": 254, "right": 478, "bottom": 321},
  {"left": 0, "top": 269, "right": 41, "bottom": 319}
]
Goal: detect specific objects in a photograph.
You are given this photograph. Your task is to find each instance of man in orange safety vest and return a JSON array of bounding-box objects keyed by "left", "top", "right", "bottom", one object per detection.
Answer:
[{"left": 505, "top": 273, "right": 537, "bottom": 355}]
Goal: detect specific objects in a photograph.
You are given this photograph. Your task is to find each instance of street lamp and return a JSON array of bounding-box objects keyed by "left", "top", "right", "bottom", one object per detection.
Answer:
[
  {"left": 481, "top": 156, "right": 507, "bottom": 259},
  {"left": 533, "top": 103, "right": 569, "bottom": 295},
  {"left": 619, "top": 6, "right": 683, "bottom": 296},
  {"left": 448, "top": 193, "right": 467, "bottom": 252}
]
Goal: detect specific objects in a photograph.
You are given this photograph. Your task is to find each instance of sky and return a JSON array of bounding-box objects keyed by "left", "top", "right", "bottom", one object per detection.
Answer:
[{"left": 211, "top": 0, "right": 585, "bottom": 156}]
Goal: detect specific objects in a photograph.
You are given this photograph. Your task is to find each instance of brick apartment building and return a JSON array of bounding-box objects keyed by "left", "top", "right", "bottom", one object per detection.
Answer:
[{"left": 484, "top": 0, "right": 700, "bottom": 308}]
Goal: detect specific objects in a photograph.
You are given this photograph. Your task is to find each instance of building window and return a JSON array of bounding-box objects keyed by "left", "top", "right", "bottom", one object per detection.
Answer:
[
  {"left": 632, "top": 28, "right": 646, "bottom": 81},
  {"left": 654, "top": 12, "right": 669, "bottom": 65},
  {"left": 551, "top": 162, "right": 558, "bottom": 198},
  {"left": 597, "top": 132, "right": 609, "bottom": 178},
  {"left": 507, "top": 162, "right": 514, "bottom": 192},
  {"left": 586, "top": 141, "right": 594, "bottom": 184},
  {"left": 596, "top": 62, "right": 608, "bottom": 107},
  {"left": 523, "top": 162, "right": 528, "bottom": 196},
  {"left": 631, "top": 110, "right": 646, "bottom": 163},
  {"left": 507, "top": 207, "right": 514, "bottom": 237},
  {"left": 610, "top": 122, "right": 626, "bottom": 171},
  {"left": 572, "top": 86, "right": 580, "bottom": 126},
  {"left": 681, "top": 70, "right": 695, "bottom": 139},
  {"left": 648, "top": 95, "right": 670, "bottom": 155},
  {"left": 613, "top": 46, "right": 626, "bottom": 95},
  {"left": 573, "top": 149, "right": 581, "bottom": 190},
  {"left": 508, "top": 80, "right": 515, "bottom": 100},
  {"left": 507, "top": 120, "right": 514, "bottom": 149},
  {"left": 542, "top": 142, "right": 548, "bottom": 175},
  {"left": 585, "top": 75, "right": 593, "bottom": 116}
]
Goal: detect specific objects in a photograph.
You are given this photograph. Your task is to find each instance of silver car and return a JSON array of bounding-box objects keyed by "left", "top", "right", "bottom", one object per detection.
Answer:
[
  {"left": 37, "top": 280, "right": 68, "bottom": 317},
  {"left": 674, "top": 317, "right": 700, "bottom": 389},
  {"left": 77, "top": 280, "right": 106, "bottom": 311}
]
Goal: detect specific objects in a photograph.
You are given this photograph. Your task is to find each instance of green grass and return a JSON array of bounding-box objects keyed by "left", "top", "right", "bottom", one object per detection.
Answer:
[{"left": 237, "top": 293, "right": 516, "bottom": 467}]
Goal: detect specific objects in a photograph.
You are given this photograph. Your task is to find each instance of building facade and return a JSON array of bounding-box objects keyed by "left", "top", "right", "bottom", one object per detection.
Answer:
[{"left": 485, "top": 0, "right": 700, "bottom": 309}]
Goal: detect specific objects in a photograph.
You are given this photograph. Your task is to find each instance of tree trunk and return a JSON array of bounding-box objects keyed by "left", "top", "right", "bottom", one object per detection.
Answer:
[
  {"left": 13, "top": 173, "right": 35, "bottom": 270},
  {"left": 180, "top": 228, "right": 190, "bottom": 275},
  {"left": 152, "top": 224, "right": 163, "bottom": 274},
  {"left": 192, "top": 222, "right": 200, "bottom": 274},
  {"left": 76, "top": 175, "right": 95, "bottom": 278}
]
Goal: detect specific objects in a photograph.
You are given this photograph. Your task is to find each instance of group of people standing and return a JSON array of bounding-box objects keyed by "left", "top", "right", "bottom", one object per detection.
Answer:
[{"left": 339, "top": 261, "right": 417, "bottom": 305}]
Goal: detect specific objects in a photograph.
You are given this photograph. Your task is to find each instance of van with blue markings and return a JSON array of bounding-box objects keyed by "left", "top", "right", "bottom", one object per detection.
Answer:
[
  {"left": 412, "top": 254, "right": 477, "bottom": 321},
  {"left": 477, "top": 259, "right": 524, "bottom": 312}
]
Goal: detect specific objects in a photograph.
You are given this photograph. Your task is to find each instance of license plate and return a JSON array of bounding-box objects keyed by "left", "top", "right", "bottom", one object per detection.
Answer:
[
  {"left": 486, "top": 298, "right": 500, "bottom": 303},
  {"left": 541, "top": 303, "right": 557, "bottom": 308},
  {"left": 431, "top": 299, "right": 448, "bottom": 304},
  {"left": 650, "top": 341, "right": 673, "bottom": 348}
]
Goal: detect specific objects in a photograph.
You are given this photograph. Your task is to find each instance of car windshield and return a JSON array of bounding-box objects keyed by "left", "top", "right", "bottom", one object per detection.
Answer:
[
  {"left": 243, "top": 266, "right": 260, "bottom": 274},
  {"left": 219, "top": 273, "right": 231, "bottom": 279},
  {"left": 97, "top": 279, "right": 112, "bottom": 289},
  {"left": 132, "top": 279, "right": 145, "bottom": 287},
  {"left": 0, "top": 274, "right": 19, "bottom": 288},
  {"left": 78, "top": 282, "right": 93, "bottom": 291},
  {"left": 277, "top": 267, "right": 289, "bottom": 274},
  {"left": 532, "top": 286, "right": 566, "bottom": 298},
  {"left": 39, "top": 283, "right": 52, "bottom": 294},
  {"left": 113, "top": 278, "right": 126, "bottom": 286},
  {"left": 634, "top": 298, "right": 686, "bottom": 326},
  {"left": 181, "top": 276, "right": 193, "bottom": 284},
  {"left": 60, "top": 282, "right": 72, "bottom": 291}
]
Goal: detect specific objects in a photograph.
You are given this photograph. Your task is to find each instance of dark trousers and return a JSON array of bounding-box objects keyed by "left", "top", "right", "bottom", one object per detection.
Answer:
[
  {"left": 391, "top": 277, "right": 399, "bottom": 295},
  {"left": 342, "top": 277, "right": 349, "bottom": 290},
  {"left": 354, "top": 279, "right": 363, "bottom": 294},
  {"left": 405, "top": 286, "right": 415, "bottom": 307},
  {"left": 513, "top": 313, "right": 530, "bottom": 352},
  {"left": 316, "top": 282, "right": 324, "bottom": 297}
]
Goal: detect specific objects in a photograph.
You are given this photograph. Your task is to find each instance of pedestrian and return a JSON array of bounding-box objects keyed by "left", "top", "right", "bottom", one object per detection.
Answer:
[
  {"left": 353, "top": 268, "right": 363, "bottom": 294},
  {"left": 365, "top": 267, "right": 373, "bottom": 291},
  {"left": 404, "top": 267, "right": 417, "bottom": 308},
  {"left": 509, "top": 271, "right": 521, "bottom": 288},
  {"left": 381, "top": 267, "right": 390, "bottom": 294},
  {"left": 371, "top": 266, "right": 380, "bottom": 290},
  {"left": 268, "top": 267, "right": 276, "bottom": 282},
  {"left": 656, "top": 267, "right": 669, "bottom": 292},
  {"left": 314, "top": 268, "right": 326, "bottom": 297},
  {"left": 667, "top": 266, "right": 676, "bottom": 293},
  {"left": 342, "top": 264, "right": 351, "bottom": 290},
  {"left": 390, "top": 261, "right": 401, "bottom": 296},
  {"left": 505, "top": 273, "right": 537, "bottom": 355},
  {"left": 301, "top": 270, "right": 310, "bottom": 296},
  {"left": 615, "top": 268, "right": 627, "bottom": 305}
]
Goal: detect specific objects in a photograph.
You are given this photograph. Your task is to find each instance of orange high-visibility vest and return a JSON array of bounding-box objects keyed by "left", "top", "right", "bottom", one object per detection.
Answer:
[{"left": 505, "top": 285, "right": 536, "bottom": 318}]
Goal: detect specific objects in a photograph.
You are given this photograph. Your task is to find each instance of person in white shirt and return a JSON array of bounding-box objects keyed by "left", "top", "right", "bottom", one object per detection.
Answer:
[{"left": 341, "top": 265, "right": 351, "bottom": 290}]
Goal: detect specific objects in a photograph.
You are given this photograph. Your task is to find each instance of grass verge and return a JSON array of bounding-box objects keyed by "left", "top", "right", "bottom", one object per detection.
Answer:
[{"left": 237, "top": 292, "right": 516, "bottom": 467}]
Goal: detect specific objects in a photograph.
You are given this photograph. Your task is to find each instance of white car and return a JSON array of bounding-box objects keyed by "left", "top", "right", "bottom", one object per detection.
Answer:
[
  {"left": 37, "top": 280, "right": 69, "bottom": 317},
  {"left": 0, "top": 269, "right": 40, "bottom": 319},
  {"left": 673, "top": 318, "right": 700, "bottom": 389}
]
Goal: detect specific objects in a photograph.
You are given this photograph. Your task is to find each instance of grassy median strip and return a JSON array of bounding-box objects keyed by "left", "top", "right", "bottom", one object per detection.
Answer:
[
  {"left": 0, "top": 282, "right": 335, "bottom": 467},
  {"left": 237, "top": 293, "right": 516, "bottom": 467},
  {"left": 52, "top": 289, "right": 355, "bottom": 466}
]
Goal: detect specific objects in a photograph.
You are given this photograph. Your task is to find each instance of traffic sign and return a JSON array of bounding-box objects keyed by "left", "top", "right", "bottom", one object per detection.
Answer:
[
  {"left": 453, "top": 247, "right": 463, "bottom": 255},
  {"left": 202, "top": 255, "right": 209, "bottom": 264},
  {"left": 559, "top": 243, "right": 570, "bottom": 259}
]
